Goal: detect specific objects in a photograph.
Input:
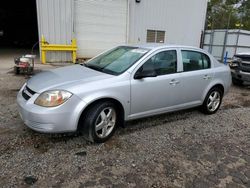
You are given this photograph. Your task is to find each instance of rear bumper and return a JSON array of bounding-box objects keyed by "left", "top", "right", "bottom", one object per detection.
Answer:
[
  {"left": 231, "top": 69, "right": 250, "bottom": 82},
  {"left": 17, "top": 88, "right": 87, "bottom": 133}
]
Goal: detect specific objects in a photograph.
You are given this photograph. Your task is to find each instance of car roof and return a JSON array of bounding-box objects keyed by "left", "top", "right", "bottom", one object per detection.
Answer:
[
  {"left": 124, "top": 43, "right": 204, "bottom": 51},
  {"left": 125, "top": 43, "right": 201, "bottom": 51}
]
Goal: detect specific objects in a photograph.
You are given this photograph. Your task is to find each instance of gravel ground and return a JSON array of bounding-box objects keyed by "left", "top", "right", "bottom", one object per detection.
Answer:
[{"left": 0, "top": 54, "right": 250, "bottom": 187}]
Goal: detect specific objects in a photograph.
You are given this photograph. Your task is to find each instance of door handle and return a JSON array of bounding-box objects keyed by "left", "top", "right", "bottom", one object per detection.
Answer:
[
  {"left": 203, "top": 75, "right": 212, "bottom": 80},
  {"left": 169, "top": 79, "right": 180, "bottom": 85}
]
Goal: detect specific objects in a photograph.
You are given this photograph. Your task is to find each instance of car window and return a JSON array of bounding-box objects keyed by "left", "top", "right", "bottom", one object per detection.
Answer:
[
  {"left": 181, "top": 50, "right": 210, "bottom": 72},
  {"left": 138, "top": 50, "right": 177, "bottom": 76}
]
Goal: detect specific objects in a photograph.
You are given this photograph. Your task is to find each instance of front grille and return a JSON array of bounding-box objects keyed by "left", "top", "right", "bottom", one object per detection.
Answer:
[
  {"left": 22, "top": 86, "right": 36, "bottom": 100},
  {"left": 240, "top": 63, "right": 250, "bottom": 73},
  {"left": 22, "top": 91, "right": 30, "bottom": 100},
  {"left": 26, "top": 86, "right": 36, "bottom": 95},
  {"left": 241, "top": 63, "right": 250, "bottom": 68}
]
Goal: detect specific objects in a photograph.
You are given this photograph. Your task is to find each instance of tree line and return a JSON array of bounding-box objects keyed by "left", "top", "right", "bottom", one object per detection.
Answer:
[{"left": 206, "top": 0, "right": 250, "bottom": 30}]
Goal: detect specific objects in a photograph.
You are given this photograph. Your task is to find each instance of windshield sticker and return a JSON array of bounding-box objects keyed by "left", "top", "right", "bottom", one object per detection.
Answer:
[{"left": 131, "top": 49, "right": 148, "bottom": 54}]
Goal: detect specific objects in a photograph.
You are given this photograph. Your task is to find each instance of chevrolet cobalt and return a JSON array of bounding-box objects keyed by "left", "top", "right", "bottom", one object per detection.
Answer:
[{"left": 17, "top": 45, "right": 231, "bottom": 142}]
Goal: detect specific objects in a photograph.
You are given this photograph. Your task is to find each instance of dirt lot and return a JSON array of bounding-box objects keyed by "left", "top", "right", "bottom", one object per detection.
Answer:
[{"left": 0, "top": 53, "right": 250, "bottom": 187}]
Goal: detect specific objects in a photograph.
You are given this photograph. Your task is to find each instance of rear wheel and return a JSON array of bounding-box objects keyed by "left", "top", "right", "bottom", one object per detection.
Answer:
[
  {"left": 79, "top": 101, "right": 118, "bottom": 143},
  {"left": 232, "top": 78, "right": 243, "bottom": 85},
  {"left": 201, "top": 87, "right": 223, "bottom": 114}
]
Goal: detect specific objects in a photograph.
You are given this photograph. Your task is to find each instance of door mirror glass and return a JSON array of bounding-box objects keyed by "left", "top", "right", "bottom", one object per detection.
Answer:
[{"left": 134, "top": 70, "right": 157, "bottom": 79}]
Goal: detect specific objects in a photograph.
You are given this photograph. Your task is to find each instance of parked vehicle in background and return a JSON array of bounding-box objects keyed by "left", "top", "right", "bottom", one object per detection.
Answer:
[
  {"left": 17, "top": 45, "right": 232, "bottom": 143},
  {"left": 229, "top": 52, "right": 250, "bottom": 85}
]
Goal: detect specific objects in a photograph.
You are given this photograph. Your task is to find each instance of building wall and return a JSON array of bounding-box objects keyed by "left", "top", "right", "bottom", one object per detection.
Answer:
[
  {"left": 36, "top": 0, "right": 74, "bottom": 62},
  {"left": 36, "top": 0, "right": 208, "bottom": 62},
  {"left": 128, "top": 0, "right": 208, "bottom": 47}
]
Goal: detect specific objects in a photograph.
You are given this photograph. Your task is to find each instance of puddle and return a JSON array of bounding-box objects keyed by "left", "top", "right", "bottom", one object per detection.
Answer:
[
  {"left": 242, "top": 100, "right": 250, "bottom": 107},
  {"left": 0, "top": 89, "right": 19, "bottom": 98},
  {"left": 0, "top": 127, "right": 11, "bottom": 134},
  {"left": 222, "top": 104, "right": 242, "bottom": 110},
  {"left": 241, "top": 93, "right": 249, "bottom": 97}
]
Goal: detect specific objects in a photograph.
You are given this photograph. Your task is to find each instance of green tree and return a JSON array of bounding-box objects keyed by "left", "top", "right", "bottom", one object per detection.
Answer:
[
  {"left": 239, "top": 0, "right": 250, "bottom": 30},
  {"left": 206, "top": 0, "right": 250, "bottom": 30},
  {"left": 206, "top": 0, "right": 239, "bottom": 29}
]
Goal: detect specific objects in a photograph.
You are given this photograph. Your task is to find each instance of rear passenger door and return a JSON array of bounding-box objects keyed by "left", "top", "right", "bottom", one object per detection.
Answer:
[{"left": 177, "top": 49, "right": 214, "bottom": 104}]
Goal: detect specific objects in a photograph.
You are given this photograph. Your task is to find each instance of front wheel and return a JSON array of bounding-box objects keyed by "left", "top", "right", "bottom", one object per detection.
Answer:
[
  {"left": 80, "top": 101, "right": 118, "bottom": 143},
  {"left": 201, "top": 87, "right": 223, "bottom": 114}
]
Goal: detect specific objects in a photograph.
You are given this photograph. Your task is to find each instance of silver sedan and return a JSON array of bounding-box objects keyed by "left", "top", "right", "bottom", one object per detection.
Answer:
[{"left": 17, "top": 45, "right": 232, "bottom": 142}]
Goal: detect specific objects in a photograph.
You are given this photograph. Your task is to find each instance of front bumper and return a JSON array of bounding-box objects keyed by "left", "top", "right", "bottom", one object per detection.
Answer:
[
  {"left": 17, "top": 88, "right": 87, "bottom": 133},
  {"left": 231, "top": 69, "right": 250, "bottom": 82}
]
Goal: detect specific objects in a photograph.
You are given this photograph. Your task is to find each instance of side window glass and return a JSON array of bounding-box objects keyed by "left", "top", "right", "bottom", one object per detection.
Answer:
[
  {"left": 182, "top": 50, "right": 211, "bottom": 72},
  {"left": 138, "top": 50, "right": 177, "bottom": 76},
  {"left": 202, "top": 54, "right": 210, "bottom": 69}
]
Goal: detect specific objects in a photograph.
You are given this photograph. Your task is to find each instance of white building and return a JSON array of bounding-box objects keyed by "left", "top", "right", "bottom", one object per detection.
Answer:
[{"left": 36, "top": 0, "right": 208, "bottom": 62}]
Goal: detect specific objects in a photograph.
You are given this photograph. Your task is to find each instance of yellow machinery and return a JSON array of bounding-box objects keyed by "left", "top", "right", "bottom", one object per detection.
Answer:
[{"left": 41, "top": 35, "right": 77, "bottom": 64}]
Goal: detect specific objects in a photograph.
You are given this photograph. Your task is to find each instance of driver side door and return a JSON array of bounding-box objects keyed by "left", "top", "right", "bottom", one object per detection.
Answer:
[{"left": 129, "top": 49, "right": 182, "bottom": 119}]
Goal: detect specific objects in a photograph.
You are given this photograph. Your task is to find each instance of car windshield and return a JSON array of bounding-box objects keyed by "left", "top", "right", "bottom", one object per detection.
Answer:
[{"left": 85, "top": 46, "right": 149, "bottom": 75}]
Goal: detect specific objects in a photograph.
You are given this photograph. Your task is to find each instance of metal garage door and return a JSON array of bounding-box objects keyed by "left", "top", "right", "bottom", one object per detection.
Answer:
[{"left": 74, "top": 0, "right": 128, "bottom": 58}]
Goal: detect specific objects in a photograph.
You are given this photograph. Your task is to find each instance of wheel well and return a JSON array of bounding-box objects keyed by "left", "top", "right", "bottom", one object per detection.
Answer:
[
  {"left": 211, "top": 84, "right": 224, "bottom": 96},
  {"left": 77, "top": 98, "right": 125, "bottom": 131}
]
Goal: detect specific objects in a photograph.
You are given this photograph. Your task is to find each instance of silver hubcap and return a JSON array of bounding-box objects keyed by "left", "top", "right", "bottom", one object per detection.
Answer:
[
  {"left": 207, "top": 91, "right": 221, "bottom": 112},
  {"left": 95, "top": 107, "right": 116, "bottom": 138}
]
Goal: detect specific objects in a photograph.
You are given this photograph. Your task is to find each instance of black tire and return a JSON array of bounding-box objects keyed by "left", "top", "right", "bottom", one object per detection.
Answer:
[
  {"left": 201, "top": 87, "right": 223, "bottom": 115},
  {"left": 27, "top": 67, "right": 34, "bottom": 75},
  {"left": 14, "top": 67, "right": 20, "bottom": 74},
  {"left": 232, "top": 78, "right": 243, "bottom": 86},
  {"left": 79, "top": 101, "right": 119, "bottom": 143}
]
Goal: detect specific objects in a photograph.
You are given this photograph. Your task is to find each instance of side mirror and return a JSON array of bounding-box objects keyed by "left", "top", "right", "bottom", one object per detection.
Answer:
[{"left": 134, "top": 70, "right": 157, "bottom": 79}]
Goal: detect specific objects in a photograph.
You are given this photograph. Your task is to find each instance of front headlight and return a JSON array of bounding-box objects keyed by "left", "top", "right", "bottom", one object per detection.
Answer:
[
  {"left": 34, "top": 90, "right": 72, "bottom": 107},
  {"left": 232, "top": 56, "right": 241, "bottom": 61},
  {"left": 229, "top": 61, "right": 239, "bottom": 68}
]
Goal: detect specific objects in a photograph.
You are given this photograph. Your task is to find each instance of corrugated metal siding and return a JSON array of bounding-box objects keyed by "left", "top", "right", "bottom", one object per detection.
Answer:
[
  {"left": 36, "top": 0, "right": 73, "bottom": 62},
  {"left": 128, "top": 0, "right": 208, "bottom": 47},
  {"left": 203, "top": 29, "right": 250, "bottom": 60},
  {"left": 36, "top": 0, "right": 207, "bottom": 61}
]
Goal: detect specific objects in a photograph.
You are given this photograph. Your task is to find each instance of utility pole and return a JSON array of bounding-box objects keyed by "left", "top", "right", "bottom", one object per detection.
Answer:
[
  {"left": 221, "top": 10, "right": 232, "bottom": 62},
  {"left": 235, "top": 0, "right": 246, "bottom": 54}
]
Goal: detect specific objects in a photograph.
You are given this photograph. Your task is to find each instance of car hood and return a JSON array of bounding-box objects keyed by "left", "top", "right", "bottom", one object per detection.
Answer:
[
  {"left": 27, "top": 65, "right": 113, "bottom": 93},
  {"left": 235, "top": 54, "right": 250, "bottom": 63}
]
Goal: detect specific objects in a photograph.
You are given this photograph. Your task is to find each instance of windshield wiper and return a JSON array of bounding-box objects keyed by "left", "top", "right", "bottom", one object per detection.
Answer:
[
  {"left": 85, "top": 64, "right": 104, "bottom": 71},
  {"left": 102, "top": 69, "right": 118, "bottom": 75},
  {"left": 83, "top": 64, "right": 117, "bottom": 75},
  {"left": 80, "top": 62, "right": 88, "bottom": 67}
]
